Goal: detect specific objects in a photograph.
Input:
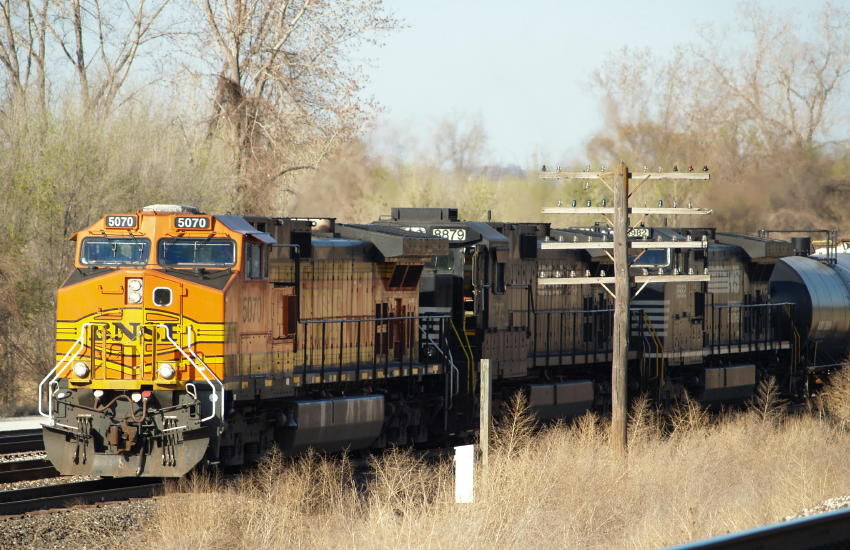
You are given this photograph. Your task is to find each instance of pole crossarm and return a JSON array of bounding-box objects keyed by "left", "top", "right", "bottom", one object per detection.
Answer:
[
  {"left": 539, "top": 161, "right": 711, "bottom": 456},
  {"left": 540, "top": 171, "right": 710, "bottom": 181},
  {"left": 537, "top": 274, "right": 710, "bottom": 286},
  {"left": 542, "top": 207, "right": 712, "bottom": 215},
  {"left": 540, "top": 240, "right": 708, "bottom": 250}
]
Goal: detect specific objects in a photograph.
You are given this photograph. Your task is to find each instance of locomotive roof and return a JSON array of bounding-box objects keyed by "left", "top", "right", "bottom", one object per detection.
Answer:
[
  {"left": 215, "top": 215, "right": 276, "bottom": 244},
  {"left": 715, "top": 232, "right": 794, "bottom": 260},
  {"left": 337, "top": 224, "right": 448, "bottom": 259}
]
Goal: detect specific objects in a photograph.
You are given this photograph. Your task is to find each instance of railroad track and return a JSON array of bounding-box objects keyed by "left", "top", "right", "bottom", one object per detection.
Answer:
[
  {"left": 0, "top": 429, "right": 44, "bottom": 454},
  {"left": 670, "top": 506, "right": 850, "bottom": 549},
  {"left": 0, "top": 459, "right": 58, "bottom": 484},
  {"left": 0, "top": 478, "right": 163, "bottom": 515}
]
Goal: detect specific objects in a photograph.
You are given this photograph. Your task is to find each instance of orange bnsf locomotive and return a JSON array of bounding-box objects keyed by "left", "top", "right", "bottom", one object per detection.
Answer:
[{"left": 40, "top": 205, "right": 450, "bottom": 477}]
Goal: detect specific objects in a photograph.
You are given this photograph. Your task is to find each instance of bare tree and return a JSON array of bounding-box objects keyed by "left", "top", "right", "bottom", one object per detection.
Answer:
[
  {"left": 47, "top": 0, "right": 173, "bottom": 114},
  {"left": 184, "top": 0, "right": 399, "bottom": 211},
  {"left": 586, "top": 2, "right": 850, "bottom": 231},
  {"left": 433, "top": 116, "right": 487, "bottom": 173},
  {"left": 0, "top": 0, "right": 48, "bottom": 109},
  {"left": 694, "top": 1, "right": 850, "bottom": 151}
]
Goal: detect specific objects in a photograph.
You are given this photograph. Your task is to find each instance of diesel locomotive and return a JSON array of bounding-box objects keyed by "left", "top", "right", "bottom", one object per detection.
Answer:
[
  {"left": 40, "top": 205, "right": 849, "bottom": 477},
  {"left": 41, "top": 205, "right": 451, "bottom": 476}
]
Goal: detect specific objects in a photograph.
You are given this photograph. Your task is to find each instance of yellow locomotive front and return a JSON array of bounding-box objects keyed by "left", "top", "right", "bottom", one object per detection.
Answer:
[{"left": 41, "top": 205, "right": 237, "bottom": 477}]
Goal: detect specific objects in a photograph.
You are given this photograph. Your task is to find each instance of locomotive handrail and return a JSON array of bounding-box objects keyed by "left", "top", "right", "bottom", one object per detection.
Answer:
[
  {"left": 712, "top": 302, "right": 794, "bottom": 309},
  {"left": 298, "top": 313, "right": 450, "bottom": 324},
  {"left": 157, "top": 324, "right": 225, "bottom": 423},
  {"left": 448, "top": 318, "right": 474, "bottom": 388},
  {"left": 515, "top": 307, "right": 616, "bottom": 314},
  {"left": 296, "top": 313, "right": 453, "bottom": 393},
  {"left": 38, "top": 322, "right": 93, "bottom": 418},
  {"left": 640, "top": 309, "right": 664, "bottom": 388},
  {"left": 419, "top": 321, "right": 460, "bottom": 400},
  {"left": 758, "top": 227, "right": 838, "bottom": 265},
  {"left": 184, "top": 346, "right": 226, "bottom": 422}
]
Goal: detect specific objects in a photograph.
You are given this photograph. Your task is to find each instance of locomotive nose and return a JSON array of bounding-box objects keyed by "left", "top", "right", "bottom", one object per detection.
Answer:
[{"left": 123, "top": 274, "right": 178, "bottom": 312}]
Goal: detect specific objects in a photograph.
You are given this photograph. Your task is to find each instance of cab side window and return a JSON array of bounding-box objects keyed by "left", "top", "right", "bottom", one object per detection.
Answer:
[
  {"left": 246, "top": 242, "right": 265, "bottom": 279},
  {"left": 494, "top": 261, "right": 506, "bottom": 294},
  {"left": 491, "top": 250, "right": 505, "bottom": 295}
]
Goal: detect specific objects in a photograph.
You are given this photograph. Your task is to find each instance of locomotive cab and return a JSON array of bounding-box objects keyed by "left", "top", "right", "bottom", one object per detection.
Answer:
[{"left": 41, "top": 205, "right": 250, "bottom": 476}]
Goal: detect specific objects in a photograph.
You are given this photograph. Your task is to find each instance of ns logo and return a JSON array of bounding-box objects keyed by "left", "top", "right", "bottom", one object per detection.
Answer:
[{"left": 102, "top": 322, "right": 178, "bottom": 342}]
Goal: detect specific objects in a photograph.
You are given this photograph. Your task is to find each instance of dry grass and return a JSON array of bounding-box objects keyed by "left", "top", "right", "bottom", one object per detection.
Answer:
[
  {"left": 820, "top": 365, "right": 850, "bottom": 429},
  {"left": 146, "top": 376, "right": 850, "bottom": 549}
]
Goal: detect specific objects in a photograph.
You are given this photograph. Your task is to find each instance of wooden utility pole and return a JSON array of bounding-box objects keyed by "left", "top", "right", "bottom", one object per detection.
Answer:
[
  {"left": 479, "top": 358, "right": 491, "bottom": 470},
  {"left": 611, "top": 161, "right": 629, "bottom": 455},
  {"left": 539, "top": 162, "right": 710, "bottom": 456}
]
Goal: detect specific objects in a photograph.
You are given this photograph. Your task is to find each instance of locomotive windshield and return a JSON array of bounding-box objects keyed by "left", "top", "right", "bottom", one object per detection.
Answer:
[
  {"left": 80, "top": 237, "right": 150, "bottom": 266},
  {"left": 424, "top": 253, "right": 456, "bottom": 272},
  {"left": 630, "top": 248, "right": 671, "bottom": 268},
  {"left": 158, "top": 238, "right": 235, "bottom": 267}
]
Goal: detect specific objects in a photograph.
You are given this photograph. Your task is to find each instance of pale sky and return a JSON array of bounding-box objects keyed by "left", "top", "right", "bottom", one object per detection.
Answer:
[{"left": 363, "top": 0, "right": 816, "bottom": 168}]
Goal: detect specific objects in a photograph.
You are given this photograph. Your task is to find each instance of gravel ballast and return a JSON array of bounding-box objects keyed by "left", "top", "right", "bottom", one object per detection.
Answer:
[
  {"left": 785, "top": 495, "right": 850, "bottom": 521},
  {"left": 0, "top": 500, "right": 156, "bottom": 550}
]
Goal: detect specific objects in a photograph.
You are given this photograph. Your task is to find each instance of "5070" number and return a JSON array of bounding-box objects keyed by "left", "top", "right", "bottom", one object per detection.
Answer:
[
  {"left": 105, "top": 215, "right": 137, "bottom": 228},
  {"left": 175, "top": 217, "right": 210, "bottom": 229}
]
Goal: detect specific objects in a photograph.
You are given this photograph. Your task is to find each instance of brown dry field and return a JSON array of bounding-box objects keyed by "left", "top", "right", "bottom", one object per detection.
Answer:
[{"left": 138, "top": 372, "right": 850, "bottom": 550}]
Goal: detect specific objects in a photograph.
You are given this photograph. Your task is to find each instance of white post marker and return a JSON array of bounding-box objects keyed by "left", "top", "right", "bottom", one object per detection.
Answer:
[{"left": 454, "top": 444, "right": 475, "bottom": 503}]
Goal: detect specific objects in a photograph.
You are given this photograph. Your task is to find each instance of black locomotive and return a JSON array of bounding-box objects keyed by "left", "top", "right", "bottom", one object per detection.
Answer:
[{"left": 371, "top": 207, "right": 845, "bottom": 429}]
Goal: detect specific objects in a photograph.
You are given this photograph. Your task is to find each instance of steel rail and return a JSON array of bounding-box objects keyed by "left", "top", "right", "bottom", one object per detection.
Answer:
[
  {"left": 668, "top": 506, "right": 850, "bottom": 549},
  {"left": 0, "top": 429, "right": 44, "bottom": 454},
  {"left": 0, "top": 478, "right": 163, "bottom": 515},
  {"left": 0, "top": 459, "right": 58, "bottom": 483}
]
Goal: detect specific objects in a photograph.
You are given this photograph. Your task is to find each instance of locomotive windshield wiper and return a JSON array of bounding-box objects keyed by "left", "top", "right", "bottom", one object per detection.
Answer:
[
  {"left": 194, "top": 234, "right": 216, "bottom": 263},
  {"left": 126, "top": 231, "right": 143, "bottom": 261}
]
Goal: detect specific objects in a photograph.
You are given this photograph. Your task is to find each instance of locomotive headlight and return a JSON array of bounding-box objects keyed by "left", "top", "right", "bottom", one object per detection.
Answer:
[
  {"left": 72, "top": 361, "right": 89, "bottom": 378},
  {"left": 158, "top": 363, "right": 176, "bottom": 380},
  {"left": 127, "top": 278, "right": 143, "bottom": 304}
]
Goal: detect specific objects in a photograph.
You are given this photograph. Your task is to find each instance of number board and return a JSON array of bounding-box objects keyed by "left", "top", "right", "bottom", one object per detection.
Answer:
[
  {"left": 174, "top": 216, "right": 212, "bottom": 230},
  {"left": 104, "top": 215, "right": 138, "bottom": 229},
  {"left": 431, "top": 227, "right": 468, "bottom": 241},
  {"left": 627, "top": 227, "right": 652, "bottom": 239}
]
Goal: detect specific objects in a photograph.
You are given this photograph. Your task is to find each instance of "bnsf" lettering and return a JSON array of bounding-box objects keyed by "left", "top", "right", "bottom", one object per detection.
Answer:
[{"left": 102, "top": 322, "right": 176, "bottom": 341}]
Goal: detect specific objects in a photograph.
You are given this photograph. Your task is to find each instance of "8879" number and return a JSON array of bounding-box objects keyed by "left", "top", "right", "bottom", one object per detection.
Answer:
[{"left": 431, "top": 227, "right": 467, "bottom": 241}]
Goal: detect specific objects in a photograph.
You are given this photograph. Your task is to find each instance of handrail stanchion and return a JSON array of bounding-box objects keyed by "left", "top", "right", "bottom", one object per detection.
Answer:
[
  {"left": 158, "top": 324, "right": 224, "bottom": 423},
  {"left": 39, "top": 323, "right": 93, "bottom": 419}
]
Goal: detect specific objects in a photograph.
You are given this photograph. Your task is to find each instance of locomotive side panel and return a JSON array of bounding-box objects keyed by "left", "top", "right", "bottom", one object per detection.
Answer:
[
  {"left": 532, "top": 249, "right": 610, "bottom": 371},
  {"left": 705, "top": 245, "right": 747, "bottom": 348}
]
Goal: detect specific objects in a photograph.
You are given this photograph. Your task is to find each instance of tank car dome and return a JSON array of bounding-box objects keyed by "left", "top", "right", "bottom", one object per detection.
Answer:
[{"left": 769, "top": 255, "right": 850, "bottom": 354}]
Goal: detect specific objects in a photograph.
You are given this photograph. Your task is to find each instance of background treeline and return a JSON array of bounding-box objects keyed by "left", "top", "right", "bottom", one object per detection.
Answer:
[{"left": 1, "top": 1, "right": 849, "bottom": 412}]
